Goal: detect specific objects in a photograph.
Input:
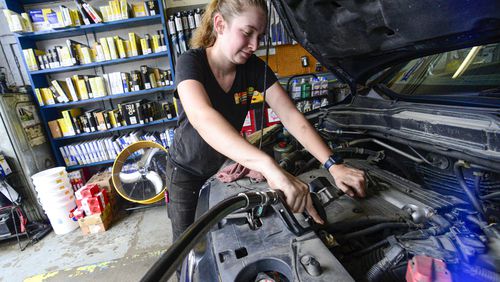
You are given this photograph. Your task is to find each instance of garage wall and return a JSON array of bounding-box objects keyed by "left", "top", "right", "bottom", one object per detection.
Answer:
[{"left": 258, "top": 44, "right": 323, "bottom": 78}]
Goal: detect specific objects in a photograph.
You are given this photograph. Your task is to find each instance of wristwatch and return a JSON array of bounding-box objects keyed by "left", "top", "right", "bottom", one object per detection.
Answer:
[{"left": 323, "top": 153, "right": 344, "bottom": 170}]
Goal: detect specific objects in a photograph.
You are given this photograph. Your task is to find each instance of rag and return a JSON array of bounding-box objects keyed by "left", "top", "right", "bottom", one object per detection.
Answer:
[{"left": 217, "top": 163, "right": 265, "bottom": 183}]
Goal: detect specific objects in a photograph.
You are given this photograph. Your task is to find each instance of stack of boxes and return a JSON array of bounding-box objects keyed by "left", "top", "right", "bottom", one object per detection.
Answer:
[{"left": 70, "top": 171, "right": 116, "bottom": 235}]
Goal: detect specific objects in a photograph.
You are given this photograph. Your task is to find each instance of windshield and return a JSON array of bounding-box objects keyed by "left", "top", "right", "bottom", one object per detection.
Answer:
[{"left": 384, "top": 43, "right": 500, "bottom": 96}]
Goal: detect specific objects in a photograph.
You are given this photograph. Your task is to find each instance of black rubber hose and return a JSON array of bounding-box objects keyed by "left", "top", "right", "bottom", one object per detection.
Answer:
[
  {"left": 453, "top": 161, "right": 486, "bottom": 219},
  {"left": 366, "top": 245, "right": 404, "bottom": 282},
  {"left": 465, "top": 214, "right": 488, "bottom": 229},
  {"left": 351, "top": 239, "right": 389, "bottom": 257},
  {"left": 340, "top": 222, "right": 410, "bottom": 240},
  {"left": 335, "top": 147, "right": 379, "bottom": 156},
  {"left": 365, "top": 131, "right": 500, "bottom": 170},
  {"left": 279, "top": 149, "right": 308, "bottom": 171},
  {"left": 340, "top": 138, "right": 424, "bottom": 164},
  {"left": 474, "top": 174, "right": 482, "bottom": 198},
  {"left": 481, "top": 191, "right": 500, "bottom": 200},
  {"left": 294, "top": 157, "right": 318, "bottom": 175},
  {"left": 141, "top": 191, "right": 280, "bottom": 282},
  {"left": 326, "top": 216, "right": 401, "bottom": 233},
  {"left": 399, "top": 214, "right": 451, "bottom": 239}
]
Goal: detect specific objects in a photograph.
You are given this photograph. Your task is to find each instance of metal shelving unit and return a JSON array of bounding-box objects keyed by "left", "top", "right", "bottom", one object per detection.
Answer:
[
  {"left": 16, "top": 15, "right": 163, "bottom": 40},
  {"left": 53, "top": 118, "right": 178, "bottom": 141},
  {"left": 67, "top": 159, "right": 115, "bottom": 170},
  {"left": 30, "top": 51, "right": 169, "bottom": 75},
  {"left": 41, "top": 86, "right": 175, "bottom": 109},
  {"left": 6, "top": 0, "right": 176, "bottom": 170}
]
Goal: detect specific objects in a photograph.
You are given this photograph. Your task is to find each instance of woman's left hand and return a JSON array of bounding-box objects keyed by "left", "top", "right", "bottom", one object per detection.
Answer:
[{"left": 329, "top": 164, "right": 366, "bottom": 197}]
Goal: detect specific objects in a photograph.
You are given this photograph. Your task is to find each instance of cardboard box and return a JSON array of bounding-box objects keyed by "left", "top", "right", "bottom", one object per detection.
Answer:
[
  {"left": 86, "top": 171, "right": 119, "bottom": 210},
  {"left": 87, "top": 171, "right": 113, "bottom": 192},
  {"left": 78, "top": 204, "right": 112, "bottom": 235}
]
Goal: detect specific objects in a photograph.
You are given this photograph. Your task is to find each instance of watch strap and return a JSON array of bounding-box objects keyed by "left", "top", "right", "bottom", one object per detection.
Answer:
[{"left": 323, "top": 154, "right": 343, "bottom": 170}]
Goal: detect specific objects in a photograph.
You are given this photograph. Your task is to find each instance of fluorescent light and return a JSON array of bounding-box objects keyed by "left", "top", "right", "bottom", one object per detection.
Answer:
[{"left": 452, "top": 46, "right": 482, "bottom": 79}]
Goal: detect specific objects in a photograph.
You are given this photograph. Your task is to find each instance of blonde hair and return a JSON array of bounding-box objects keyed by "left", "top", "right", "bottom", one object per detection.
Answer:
[{"left": 190, "top": 0, "right": 268, "bottom": 49}]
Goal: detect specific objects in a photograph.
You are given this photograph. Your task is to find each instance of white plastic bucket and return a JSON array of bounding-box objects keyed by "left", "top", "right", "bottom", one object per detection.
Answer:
[
  {"left": 42, "top": 197, "right": 75, "bottom": 214},
  {"left": 31, "top": 167, "right": 67, "bottom": 183},
  {"left": 39, "top": 193, "right": 75, "bottom": 208},
  {"left": 33, "top": 176, "right": 70, "bottom": 190},
  {"left": 35, "top": 182, "right": 74, "bottom": 208},
  {"left": 44, "top": 199, "right": 78, "bottom": 235},
  {"left": 34, "top": 180, "right": 72, "bottom": 197}
]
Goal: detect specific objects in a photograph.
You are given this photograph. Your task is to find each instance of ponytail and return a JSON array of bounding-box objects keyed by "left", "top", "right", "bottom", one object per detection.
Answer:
[
  {"left": 189, "top": 0, "right": 268, "bottom": 49},
  {"left": 190, "top": 0, "right": 219, "bottom": 49}
]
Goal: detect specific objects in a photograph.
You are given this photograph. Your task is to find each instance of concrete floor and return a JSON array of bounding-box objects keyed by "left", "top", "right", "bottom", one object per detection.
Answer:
[{"left": 0, "top": 205, "right": 177, "bottom": 282}]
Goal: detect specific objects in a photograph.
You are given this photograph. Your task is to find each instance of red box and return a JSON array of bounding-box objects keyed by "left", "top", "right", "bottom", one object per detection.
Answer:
[
  {"left": 81, "top": 196, "right": 105, "bottom": 215},
  {"left": 241, "top": 110, "right": 256, "bottom": 136},
  {"left": 75, "top": 185, "right": 100, "bottom": 200},
  {"left": 266, "top": 107, "right": 281, "bottom": 126},
  {"left": 96, "top": 190, "right": 109, "bottom": 207},
  {"left": 76, "top": 198, "right": 82, "bottom": 208},
  {"left": 85, "top": 184, "right": 99, "bottom": 190},
  {"left": 69, "top": 207, "right": 85, "bottom": 221}
]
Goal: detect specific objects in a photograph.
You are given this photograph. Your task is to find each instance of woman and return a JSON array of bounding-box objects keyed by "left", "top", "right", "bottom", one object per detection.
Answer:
[{"left": 167, "top": 0, "right": 366, "bottom": 242}]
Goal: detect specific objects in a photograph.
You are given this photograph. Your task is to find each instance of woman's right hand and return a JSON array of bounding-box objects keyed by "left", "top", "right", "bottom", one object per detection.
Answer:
[{"left": 264, "top": 166, "right": 324, "bottom": 225}]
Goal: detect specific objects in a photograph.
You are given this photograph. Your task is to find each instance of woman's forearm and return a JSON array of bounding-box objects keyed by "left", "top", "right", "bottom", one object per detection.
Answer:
[
  {"left": 178, "top": 80, "right": 281, "bottom": 177},
  {"left": 187, "top": 102, "right": 280, "bottom": 177}
]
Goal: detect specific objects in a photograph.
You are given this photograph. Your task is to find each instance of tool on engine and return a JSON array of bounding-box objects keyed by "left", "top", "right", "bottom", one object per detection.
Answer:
[
  {"left": 270, "top": 177, "right": 349, "bottom": 236},
  {"left": 271, "top": 193, "right": 311, "bottom": 236},
  {"left": 244, "top": 188, "right": 324, "bottom": 235},
  {"left": 308, "top": 177, "right": 345, "bottom": 206}
]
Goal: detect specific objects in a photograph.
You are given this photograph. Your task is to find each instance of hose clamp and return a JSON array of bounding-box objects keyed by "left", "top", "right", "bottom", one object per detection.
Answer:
[
  {"left": 256, "top": 191, "right": 269, "bottom": 206},
  {"left": 238, "top": 192, "right": 251, "bottom": 209}
]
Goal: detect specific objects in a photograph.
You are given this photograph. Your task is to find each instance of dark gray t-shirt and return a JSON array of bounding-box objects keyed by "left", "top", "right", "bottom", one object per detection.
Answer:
[{"left": 170, "top": 48, "right": 278, "bottom": 177}]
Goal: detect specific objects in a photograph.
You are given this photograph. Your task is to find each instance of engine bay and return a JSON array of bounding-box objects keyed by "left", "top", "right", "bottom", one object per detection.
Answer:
[{"left": 187, "top": 123, "right": 500, "bottom": 282}]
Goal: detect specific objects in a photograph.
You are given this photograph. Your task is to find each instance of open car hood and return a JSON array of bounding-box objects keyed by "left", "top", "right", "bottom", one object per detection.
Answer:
[{"left": 271, "top": 0, "right": 500, "bottom": 84}]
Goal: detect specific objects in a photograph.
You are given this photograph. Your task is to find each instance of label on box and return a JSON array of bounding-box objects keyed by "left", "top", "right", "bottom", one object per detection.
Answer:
[
  {"left": 96, "top": 190, "right": 109, "bottom": 207},
  {"left": 89, "top": 225, "right": 102, "bottom": 234},
  {"left": 75, "top": 185, "right": 100, "bottom": 200},
  {"left": 81, "top": 196, "right": 104, "bottom": 215}
]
